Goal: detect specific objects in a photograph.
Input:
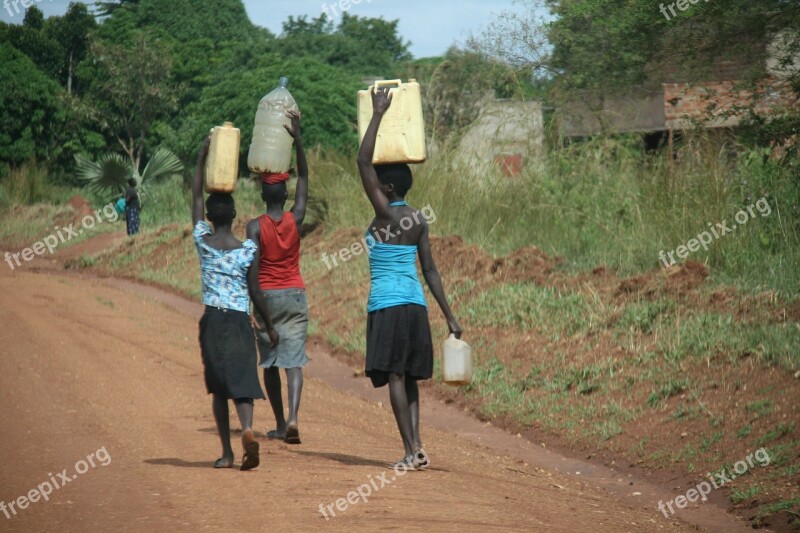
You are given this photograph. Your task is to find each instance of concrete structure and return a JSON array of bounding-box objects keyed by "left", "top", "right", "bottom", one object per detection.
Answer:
[{"left": 458, "top": 98, "right": 544, "bottom": 176}]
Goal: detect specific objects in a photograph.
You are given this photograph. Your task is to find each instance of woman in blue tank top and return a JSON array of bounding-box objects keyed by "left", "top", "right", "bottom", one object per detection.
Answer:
[{"left": 357, "top": 86, "right": 463, "bottom": 471}]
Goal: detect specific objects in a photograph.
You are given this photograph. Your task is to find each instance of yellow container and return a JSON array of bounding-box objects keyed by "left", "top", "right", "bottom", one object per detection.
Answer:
[
  {"left": 205, "top": 122, "right": 241, "bottom": 193},
  {"left": 358, "top": 79, "right": 427, "bottom": 165}
]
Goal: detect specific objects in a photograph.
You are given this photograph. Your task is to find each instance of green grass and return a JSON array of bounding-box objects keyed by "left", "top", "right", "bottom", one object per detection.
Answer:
[
  {"left": 753, "top": 498, "right": 800, "bottom": 528},
  {"left": 462, "top": 283, "right": 597, "bottom": 337},
  {"left": 647, "top": 379, "right": 689, "bottom": 407},
  {"left": 731, "top": 485, "right": 762, "bottom": 504},
  {"left": 756, "top": 422, "right": 796, "bottom": 446},
  {"left": 746, "top": 399, "right": 774, "bottom": 419},
  {"left": 657, "top": 313, "right": 800, "bottom": 370}
]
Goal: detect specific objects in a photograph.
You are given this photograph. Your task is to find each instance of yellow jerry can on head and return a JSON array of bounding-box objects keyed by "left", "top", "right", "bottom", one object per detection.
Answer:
[
  {"left": 358, "top": 79, "right": 427, "bottom": 165},
  {"left": 205, "top": 121, "right": 241, "bottom": 194}
]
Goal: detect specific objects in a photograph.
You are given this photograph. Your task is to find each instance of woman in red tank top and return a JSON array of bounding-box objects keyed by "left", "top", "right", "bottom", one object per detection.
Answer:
[{"left": 246, "top": 111, "right": 309, "bottom": 445}]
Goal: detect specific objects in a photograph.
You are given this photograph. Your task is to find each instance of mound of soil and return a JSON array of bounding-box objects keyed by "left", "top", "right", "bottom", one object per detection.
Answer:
[{"left": 616, "top": 260, "right": 709, "bottom": 299}]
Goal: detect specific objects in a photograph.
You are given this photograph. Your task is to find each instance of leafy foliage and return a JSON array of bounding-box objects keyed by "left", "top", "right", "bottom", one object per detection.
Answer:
[{"left": 76, "top": 147, "right": 182, "bottom": 195}]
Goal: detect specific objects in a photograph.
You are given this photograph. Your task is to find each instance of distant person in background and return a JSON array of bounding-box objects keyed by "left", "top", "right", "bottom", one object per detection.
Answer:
[
  {"left": 125, "top": 178, "right": 141, "bottom": 236},
  {"left": 247, "top": 110, "right": 309, "bottom": 445},
  {"left": 357, "top": 87, "right": 462, "bottom": 470},
  {"left": 193, "top": 136, "right": 279, "bottom": 471}
]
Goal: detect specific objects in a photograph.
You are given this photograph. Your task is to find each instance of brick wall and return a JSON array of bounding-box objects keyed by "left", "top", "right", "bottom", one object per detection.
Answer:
[{"left": 664, "top": 78, "right": 798, "bottom": 130}]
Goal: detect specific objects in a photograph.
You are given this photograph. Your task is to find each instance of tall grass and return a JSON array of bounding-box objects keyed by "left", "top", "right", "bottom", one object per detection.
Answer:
[
  {"left": 0, "top": 163, "right": 49, "bottom": 206},
  {"left": 311, "top": 134, "right": 800, "bottom": 294},
  {"left": 2, "top": 135, "right": 797, "bottom": 294}
]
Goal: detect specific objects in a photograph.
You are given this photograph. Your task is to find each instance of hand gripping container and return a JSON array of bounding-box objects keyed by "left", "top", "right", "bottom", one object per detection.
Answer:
[
  {"left": 442, "top": 334, "right": 472, "bottom": 386},
  {"left": 358, "top": 79, "right": 427, "bottom": 165}
]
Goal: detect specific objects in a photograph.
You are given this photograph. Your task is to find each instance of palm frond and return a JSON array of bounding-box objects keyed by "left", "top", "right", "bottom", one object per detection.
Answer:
[
  {"left": 141, "top": 147, "right": 183, "bottom": 185},
  {"left": 75, "top": 152, "right": 133, "bottom": 194}
]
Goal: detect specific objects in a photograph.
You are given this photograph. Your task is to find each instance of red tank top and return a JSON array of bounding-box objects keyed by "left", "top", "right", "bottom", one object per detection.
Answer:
[{"left": 257, "top": 213, "right": 305, "bottom": 290}]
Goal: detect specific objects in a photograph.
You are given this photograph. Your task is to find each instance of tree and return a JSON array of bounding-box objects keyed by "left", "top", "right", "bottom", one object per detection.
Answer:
[
  {"left": 0, "top": 44, "right": 64, "bottom": 171},
  {"left": 2, "top": 6, "right": 64, "bottom": 81},
  {"left": 168, "top": 54, "right": 361, "bottom": 162},
  {"left": 47, "top": 2, "right": 97, "bottom": 94},
  {"left": 275, "top": 13, "right": 412, "bottom": 75},
  {"left": 76, "top": 146, "right": 183, "bottom": 197},
  {"left": 79, "top": 32, "right": 179, "bottom": 172}
]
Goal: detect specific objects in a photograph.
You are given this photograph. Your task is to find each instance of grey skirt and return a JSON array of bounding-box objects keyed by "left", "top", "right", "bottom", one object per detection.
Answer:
[{"left": 255, "top": 288, "right": 309, "bottom": 369}]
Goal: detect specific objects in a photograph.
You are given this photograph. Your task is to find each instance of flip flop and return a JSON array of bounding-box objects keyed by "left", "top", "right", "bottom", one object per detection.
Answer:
[
  {"left": 267, "top": 429, "right": 286, "bottom": 440},
  {"left": 412, "top": 449, "right": 430, "bottom": 471},
  {"left": 214, "top": 456, "right": 234, "bottom": 469},
  {"left": 267, "top": 429, "right": 287, "bottom": 440},
  {"left": 284, "top": 425, "right": 301, "bottom": 445},
  {"left": 240, "top": 429, "right": 260, "bottom": 471}
]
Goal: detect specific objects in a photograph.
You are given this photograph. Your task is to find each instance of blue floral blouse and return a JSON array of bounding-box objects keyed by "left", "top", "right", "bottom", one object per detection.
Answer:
[{"left": 194, "top": 221, "right": 256, "bottom": 313}]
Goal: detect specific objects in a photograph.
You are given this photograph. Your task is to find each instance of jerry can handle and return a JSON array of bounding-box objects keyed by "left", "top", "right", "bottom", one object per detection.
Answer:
[{"left": 373, "top": 79, "right": 402, "bottom": 90}]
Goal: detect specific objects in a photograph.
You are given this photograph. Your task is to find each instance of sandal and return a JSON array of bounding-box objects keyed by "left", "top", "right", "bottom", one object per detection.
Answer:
[
  {"left": 240, "top": 429, "right": 260, "bottom": 471},
  {"left": 284, "top": 425, "right": 301, "bottom": 445}
]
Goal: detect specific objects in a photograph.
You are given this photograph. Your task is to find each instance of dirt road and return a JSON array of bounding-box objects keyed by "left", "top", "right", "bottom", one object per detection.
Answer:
[{"left": 0, "top": 267, "right": 713, "bottom": 532}]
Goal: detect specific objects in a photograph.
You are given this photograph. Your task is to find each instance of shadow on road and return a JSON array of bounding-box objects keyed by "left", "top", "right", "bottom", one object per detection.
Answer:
[{"left": 144, "top": 458, "right": 216, "bottom": 468}]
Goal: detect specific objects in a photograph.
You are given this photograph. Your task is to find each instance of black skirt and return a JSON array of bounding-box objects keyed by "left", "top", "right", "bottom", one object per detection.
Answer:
[
  {"left": 365, "top": 304, "right": 434, "bottom": 388},
  {"left": 199, "top": 307, "right": 266, "bottom": 400}
]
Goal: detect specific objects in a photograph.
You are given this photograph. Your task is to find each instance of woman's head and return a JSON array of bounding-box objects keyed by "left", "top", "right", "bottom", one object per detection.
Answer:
[
  {"left": 261, "top": 181, "right": 289, "bottom": 206},
  {"left": 206, "top": 193, "right": 236, "bottom": 226},
  {"left": 375, "top": 163, "right": 413, "bottom": 198},
  {"left": 128, "top": 178, "right": 137, "bottom": 188}
]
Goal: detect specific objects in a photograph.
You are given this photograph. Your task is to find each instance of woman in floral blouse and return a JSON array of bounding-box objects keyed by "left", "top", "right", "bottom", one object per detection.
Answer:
[{"left": 192, "top": 136, "right": 278, "bottom": 471}]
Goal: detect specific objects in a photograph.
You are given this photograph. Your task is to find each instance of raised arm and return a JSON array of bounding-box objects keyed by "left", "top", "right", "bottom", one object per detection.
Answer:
[
  {"left": 417, "top": 223, "right": 462, "bottom": 338},
  {"left": 357, "top": 87, "right": 393, "bottom": 219},
  {"left": 285, "top": 111, "right": 308, "bottom": 228},
  {"left": 192, "top": 136, "right": 211, "bottom": 226},
  {"left": 247, "top": 219, "right": 279, "bottom": 348}
]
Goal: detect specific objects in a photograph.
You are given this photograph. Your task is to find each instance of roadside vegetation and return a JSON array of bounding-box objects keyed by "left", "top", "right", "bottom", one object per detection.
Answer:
[{"left": 1, "top": 0, "right": 798, "bottom": 528}]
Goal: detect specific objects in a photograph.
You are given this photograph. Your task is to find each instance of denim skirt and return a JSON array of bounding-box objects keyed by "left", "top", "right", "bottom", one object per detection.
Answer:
[{"left": 255, "top": 288, "right": 310, "bottom": 369}]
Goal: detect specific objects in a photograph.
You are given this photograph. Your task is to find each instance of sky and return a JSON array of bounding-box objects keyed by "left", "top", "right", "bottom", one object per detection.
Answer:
[{"left": 0, "top": 0, "right": 531, "bottom": 58}]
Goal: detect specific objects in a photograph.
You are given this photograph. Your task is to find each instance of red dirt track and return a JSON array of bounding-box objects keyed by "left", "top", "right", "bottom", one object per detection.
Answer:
[{"left": 0, "top": 265, "right": 748, "bottom": 532}]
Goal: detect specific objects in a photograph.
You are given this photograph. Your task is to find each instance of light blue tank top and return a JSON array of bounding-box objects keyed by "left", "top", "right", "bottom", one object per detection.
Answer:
[{"left": 366, "top": 202, "right": 427, "bottom": 313}]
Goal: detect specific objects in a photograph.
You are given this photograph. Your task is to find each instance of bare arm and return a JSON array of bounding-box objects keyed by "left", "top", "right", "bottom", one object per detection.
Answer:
[
  {"left": 247, "top": 219, "right": 279, "bottom": 348},
  {"left": 417, "top": 223, "right": 462, "bottom": 338},
  {"left": 357, "top": 87, "right": 392, "bottom": 219},
  {"left": 192, "top": 136, "right": 211, "bottom": 226},
  {"left": 285, "top": 111, "right": 308, "bottom": 228}
]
